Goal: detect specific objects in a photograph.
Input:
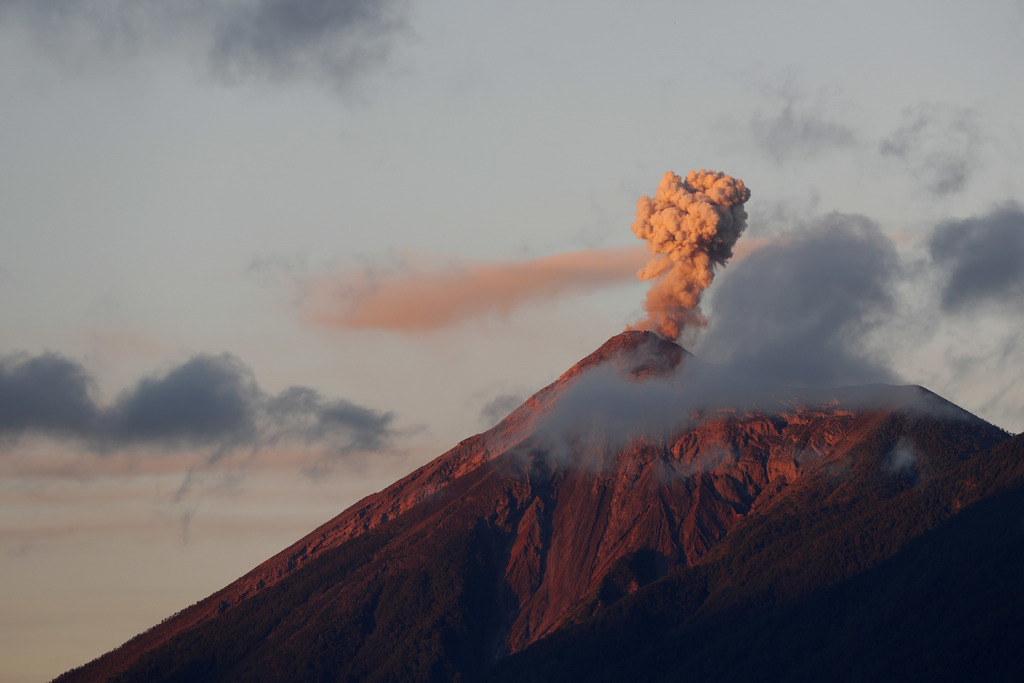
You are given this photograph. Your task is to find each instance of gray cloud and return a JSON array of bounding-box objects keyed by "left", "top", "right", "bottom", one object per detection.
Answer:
[
  {"left": 697, "top": 213, "right": 900, "bottom": 387},
  {"left": 0, "top": 352, "right": 99, "bottom": 439},
  {"left": 880, "top": 103, "right": 980, "bottom": 196},
  {"left": 885, "top": 438, "right": 918, "bottom": 480},
  {"left": 209, "top": 0, "right": 407, "bottom": 88},
  {"left": 0, "top": 0, "right": 410, "bottom": 89},
  {"left": 0, "top": 351, "right": 397, "bottom": 459},
  {"left": 109, "top": 354, "right": 259, "bottom": 448},
  {"left": 529, "top": 355, "right": 963, "bottom": 472},
  {"left": 535, "top": 362, "right": 770, "bottom": 458},
  {"left": 929, "top": 203, "right": 1024, "bottom": 313},
  {"left": 479, "top": 393, "right": 525, "bottom": 426},
  {"left": 746, "top": 192, "right": 822, "bottom": 236},
  {"left": 750, "top": 91, "right": 856, "bottom": 164},
  {"left": 266, "top": 386, "right": 396, "bottom": 455}
]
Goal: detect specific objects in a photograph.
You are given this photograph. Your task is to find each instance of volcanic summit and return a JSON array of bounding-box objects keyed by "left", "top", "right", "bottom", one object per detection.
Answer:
[{"left": 58, "top": 331, "right": 1024, "bottom": 682}]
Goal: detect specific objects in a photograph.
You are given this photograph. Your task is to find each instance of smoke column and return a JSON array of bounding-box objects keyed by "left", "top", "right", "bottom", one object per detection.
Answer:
[{"left": 630, "top": 170, "right": 751, "bottom": 339}]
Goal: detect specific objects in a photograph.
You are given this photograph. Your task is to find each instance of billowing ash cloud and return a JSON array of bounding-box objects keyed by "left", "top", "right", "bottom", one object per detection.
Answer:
[
  {"left": 0, "top": 0, "right": 409, "bottom": 90},
  {"left": 880, "top": 103, "right": 980, "bottom": 196},
  {"left": 629, "top": 170, "right": 751, "bottom": 340},
  {"left": 928, "top": 203, "right": 1024, "bottom": 313},
  {"left": 698, "top": 213, "right": 899, "bottom": 387},
  {"left": 0, "top": 351, "right": 396, "bottom": 459}
]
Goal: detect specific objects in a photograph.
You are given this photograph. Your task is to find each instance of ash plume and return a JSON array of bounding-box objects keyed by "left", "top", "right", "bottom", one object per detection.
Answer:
[
  {"left": 308, "top": 246, "right": 643, "bottom": 332},
  {"left": 629, "top": 170, "right": 751, "bottom": 340}
]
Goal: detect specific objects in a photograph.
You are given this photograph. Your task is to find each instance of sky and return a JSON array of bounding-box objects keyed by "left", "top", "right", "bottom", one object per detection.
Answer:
[{"left": 2, "top": 1, "right": 1023, "bottom": 680}]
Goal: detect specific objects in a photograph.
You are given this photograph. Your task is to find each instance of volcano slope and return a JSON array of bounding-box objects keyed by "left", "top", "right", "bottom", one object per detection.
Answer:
[{"left": 58, "top": 331, "right": 1018, "bottom": 682}]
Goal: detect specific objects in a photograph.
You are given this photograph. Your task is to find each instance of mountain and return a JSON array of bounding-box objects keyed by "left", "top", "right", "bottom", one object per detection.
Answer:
[
  {"left": 57, "top": 331, "right": 1020, "bottom": 682},
  {"left": 493, "top": 429, "right": 1024, "bottom": 682}
]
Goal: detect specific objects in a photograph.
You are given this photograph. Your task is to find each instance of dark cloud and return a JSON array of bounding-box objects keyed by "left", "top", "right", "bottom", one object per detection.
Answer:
[
  {"left": 479, "top": 393, "right": 524, "bottom": 426},
  {"left": 0, "top": 351, "right": 397, "bottom": 458},
  {"left": 0, "top": 352, "right": 99, "bottom": 439},
  {"left": 749, "top": 90, "right": 856, "bottom": 164},
  {"left": 209, "top": 0, "right": 407, "bottom": 89},
  {"left": 880, "top": 103, "right": 980, "bottom": 196},
  {"left": 929, "top": 203, "right": 1024, "bottom": 312},
  {"left": 109, "top": 354, "right": 259, "bottom": 447},
  {"left": 266, "top": 386, "right": 395, "bottom": 455},
  {"left": 698, "top": 214, "right": 900, "bottom": 387},
  {"left": 0, "top": 0, "right": 410, "bottom": 90}
]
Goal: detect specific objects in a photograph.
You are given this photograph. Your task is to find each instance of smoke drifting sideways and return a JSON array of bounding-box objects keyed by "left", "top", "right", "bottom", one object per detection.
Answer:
[
  {"left": 308, "top": 247, "right": 644, "bottom": 333},
  {"left": 0, "top": 351, "right": 397, "bottom": 468},
  {"left": 629, "top": 170, "right": 751, "bottom": 340}
]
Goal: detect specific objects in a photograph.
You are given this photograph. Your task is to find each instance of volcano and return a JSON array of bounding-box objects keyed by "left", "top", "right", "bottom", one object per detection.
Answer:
[{"left": 58, "top": 331, "right": 1024, "bottom": 682}]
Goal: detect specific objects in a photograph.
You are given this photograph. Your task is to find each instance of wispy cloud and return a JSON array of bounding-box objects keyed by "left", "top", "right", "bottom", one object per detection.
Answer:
[
  {"left": 880, "top": 102, "right": 981, "bottom": 196},
  {"left": 749, "top": 83, "right": 857, "bottom": 164},
  {"left": 0, "top": 0, "right": 411, "bottom": 90},
  {"left": 478, "top": 393, "right": 525, "bottom": 426},
  {"left": 527, "top": 341, "right": 970, "bottom": 473},
  {"left": 208, "top": 0, "right": 409, "bottom": 89}
]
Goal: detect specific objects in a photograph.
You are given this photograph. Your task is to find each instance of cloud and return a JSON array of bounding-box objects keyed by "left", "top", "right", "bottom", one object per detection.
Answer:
[
  {"left": 0, "top": 351, "right": 397, "bottom": 460},
  {"left": 885, "top": 438, "right": 917, "bottom": 478},
  {"left": 928, "top": 203, "right": 1024, "bottom": 313},
  {"left": 307, "top": 246, "right": 646, "bottom": 332},
  {"left": 530, "top": 343, "right": 975, "bottom": 472},
  {"left": 521, "top": 335, "right": 779, "bottom": 466},
  {"left": 751, "top": 102, "right": 856, "bottom": 165},
  {"left": 697, "top": 213, "right": 900, "bottom": 387},
  {"left": 0, "top": 353, "right": 99, "bottom": 439},
  {"left": 109, "top": 354, "right": 259, "bottom": 448},
  {"left": 880, "top": 103, "right": 980, "bottom": 196},
  {"left": 208, "top": 0, "right": 409, "bottom": 88},
  {"left": 747, "top": 81, "right": 856, "bottom": 164},
  {"left": 479, "top": 393, "right": 525, "bottom": 426},
  {"left": 0, "top": 0, "right": 410, "bottom": 90},
  {"left": 265, "top": 386, "right": 396, "bottom": 455}
]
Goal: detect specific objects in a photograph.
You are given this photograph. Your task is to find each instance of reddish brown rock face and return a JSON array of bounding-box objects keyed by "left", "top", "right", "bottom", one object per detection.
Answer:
[{"left": 59, "top": 331, "right": 1009, "bottom": 683}]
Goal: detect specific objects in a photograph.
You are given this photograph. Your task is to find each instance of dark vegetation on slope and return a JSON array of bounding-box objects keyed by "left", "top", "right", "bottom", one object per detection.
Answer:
[
  {"left": 490, "top": 433, "right": 1024, "bottom": 682},
  {"left": 101, "top": 522, "right": 507, "bottom": 683}
]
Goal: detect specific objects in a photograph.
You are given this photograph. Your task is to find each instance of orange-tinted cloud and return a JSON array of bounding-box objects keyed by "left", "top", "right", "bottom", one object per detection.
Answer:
[
  {"left": 629, "top": 170, "right": 752, "bottom": 339},
  {"left": 307, "top": 246, "right": 649, "bottom": 332}
]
